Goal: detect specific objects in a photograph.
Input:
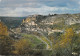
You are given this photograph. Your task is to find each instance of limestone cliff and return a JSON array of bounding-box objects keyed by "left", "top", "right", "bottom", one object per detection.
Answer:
[{"left": 21, "top": 13, "right": 80, "bottom": 34}]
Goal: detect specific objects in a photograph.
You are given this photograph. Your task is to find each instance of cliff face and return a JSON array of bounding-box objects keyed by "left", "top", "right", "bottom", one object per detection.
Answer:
[
  {"left": 37, "top": 14, "right": 80, "bottom": 25},
  {"left": 20, "top": 13, "right": 80, "bottom": 34},
  {"left": 23, "top": 14, "right": 80, "bottom": 25}
]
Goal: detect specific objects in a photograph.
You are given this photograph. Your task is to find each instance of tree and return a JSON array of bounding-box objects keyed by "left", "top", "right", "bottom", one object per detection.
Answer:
[
  {"left": 0, "top": 22, "right": 13, "bottom": 55},
  {"left": 0, "top": 36, "right": 13, "bottom": 55},
  {"left": 59, "top": 28, "right": 74, "bottom": 56},
  {"left": 52, "top": 28, "right": 79, "bottom": 56},
  {"left": 12, "top": 38, "right": 31, "bottom": 55},
  {"left": 60, "top": 28, "right": 74, "bottom": 47},
  {"left": 0, "top": 22, "right": 8, "bottom": 36}
]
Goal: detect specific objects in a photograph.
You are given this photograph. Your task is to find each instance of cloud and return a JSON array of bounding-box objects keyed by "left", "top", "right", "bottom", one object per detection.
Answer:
[
  {"left": 0, "top": 0, "right": 1, "bottom": 2},
  {"left": 0, "top": 0, "right": 80, "bottom": 8},
  {"left": 79, "top": 1, "right": 80, "bottom": 4},
  {"left": 0, "top": 0, "right": 80, "bottom": 16},
  {"left": 0, "top": 5, "right": 80, "bottom": 17}
]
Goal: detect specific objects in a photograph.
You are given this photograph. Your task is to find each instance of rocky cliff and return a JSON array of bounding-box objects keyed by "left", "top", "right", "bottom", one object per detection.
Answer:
[{"left": 21, "top": 13, "right": 80, "bottom": 34}]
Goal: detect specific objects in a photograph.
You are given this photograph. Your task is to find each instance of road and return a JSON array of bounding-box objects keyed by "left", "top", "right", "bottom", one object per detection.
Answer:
[
  {"left": 34, "top": 35, "right": 50, "bottom": 50},
  {"left": 35, "top": 31, "right": 52, "bottom": 50},
  {"left": 10, "top": 29, "right": 52, "bottom": 50}
]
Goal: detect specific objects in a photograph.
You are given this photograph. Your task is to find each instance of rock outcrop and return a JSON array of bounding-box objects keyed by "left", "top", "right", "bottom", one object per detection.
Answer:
[{"left": 20, "top": 13, "right": 80, "bottom": 34}]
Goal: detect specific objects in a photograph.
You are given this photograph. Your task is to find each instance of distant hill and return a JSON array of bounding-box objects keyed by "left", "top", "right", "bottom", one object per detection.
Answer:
[{"left": 0, "top": 17, "right": 26, "bottom": 28}]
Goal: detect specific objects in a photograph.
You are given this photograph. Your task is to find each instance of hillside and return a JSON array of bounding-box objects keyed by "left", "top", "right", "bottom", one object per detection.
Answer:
[
  {"left": 23, "top": 13, "right": 80, "bottom": 24},
  {"left": 0, "top": 17, "right": 26, "bottom": 28},
  {"left": 0, "top": 13, "right": 80, "bottom": 56},
  {"left": 21, "top": 13, "right": 80, "bottom": 35}
]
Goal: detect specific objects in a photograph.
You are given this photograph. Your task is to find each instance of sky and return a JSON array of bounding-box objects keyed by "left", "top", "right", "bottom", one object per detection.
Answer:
[{"left": 0, "top": 0, "right": 80, "bottom": 17}]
